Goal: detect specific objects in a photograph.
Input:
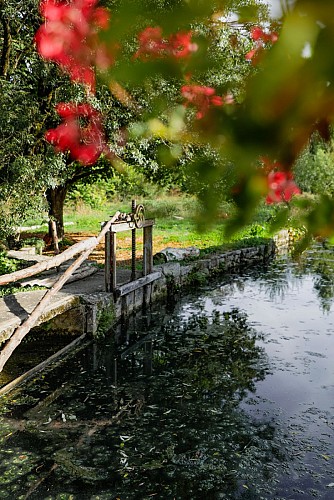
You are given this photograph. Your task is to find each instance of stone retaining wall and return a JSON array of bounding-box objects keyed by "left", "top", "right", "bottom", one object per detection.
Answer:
[
  {"left": 86, "top": 229, "right": 294, "bottom": 335},
  {"left": 0, "top": 230, "right": 295, "bottom": 394},
  {"left": 42, "top": 230, "right": 293, "bottom": 336}
]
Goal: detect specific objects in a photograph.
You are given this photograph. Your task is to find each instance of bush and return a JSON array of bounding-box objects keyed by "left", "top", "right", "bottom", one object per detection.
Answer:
[
  {"left": 0, "top": 251, "right": 20, "bottom": 275},
  {"left": 66, "top": 168, "right": 162, "bottom": 210},
  {"left": 294, "top": 136, "right": 334, "bottom": 197}
]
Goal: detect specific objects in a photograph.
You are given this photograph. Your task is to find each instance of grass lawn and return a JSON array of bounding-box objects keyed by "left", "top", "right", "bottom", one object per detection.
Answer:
[{"left": 17, "top": 194, "right": 274, "bottom": 266}]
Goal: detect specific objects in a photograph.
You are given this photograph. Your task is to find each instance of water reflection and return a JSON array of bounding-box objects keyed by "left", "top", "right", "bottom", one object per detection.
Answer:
[
  {"left": 219, "top": 241, "right": 334, "bottom": 314},
  {"left": 0, "top": 307, "right": 282, "bottom": 499},
  {"left": 303, "top": 243, "right": 334, "bottom": 312},
  {"left": 0, "top": 245, "right": 334, "bottom": 498}
]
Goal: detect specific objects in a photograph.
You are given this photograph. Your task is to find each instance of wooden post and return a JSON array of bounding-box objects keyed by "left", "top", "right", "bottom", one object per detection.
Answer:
[
  {"left": 131, "top": 199, "right": 136, "bottom": 281},
  {"left": 143, "top": 224, "right": 153, "bottom": 275},
  {"left": 50, "top": 220, "right": 59, "bottom": 254},
  {"left": 111, "top": 231, "right": 117, "bottom": 292},
  {"left": 105, "top": 231, "right": 111, "bottom": 292}
]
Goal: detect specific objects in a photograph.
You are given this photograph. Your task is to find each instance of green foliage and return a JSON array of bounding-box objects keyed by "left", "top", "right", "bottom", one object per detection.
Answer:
[
  {"left": 67, "top": 167, "right": 160, "bottom": 209},
  {"left": 0, "top": 284, "right": 46, "bottom": 297},
  {"left": 6, "top": 0, "right": 334, "bottom": 239},
  {"left": 19, "top": 237, "right": 45, "bottom": 254},
  {"left": 67, "top": 181, "right": 110, "bottom": 210},
  {"left": 95, "top": 308, "right": 116, "bottom": 339},
  {"left": 294, "top": 135, "right": 334, "bottom": 197},
  {"left": 186, "top": 269, "right": 208, "bottom": 286},
  {"left": 0, "top": 251, "right": 19, "bottom": 275},
  {"left": 144, "top": 194, "right": 198, "bottom": 218}
]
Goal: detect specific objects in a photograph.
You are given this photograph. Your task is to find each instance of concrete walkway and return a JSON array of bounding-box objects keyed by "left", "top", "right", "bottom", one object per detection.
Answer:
[{"left": 0, "top": 268, "right": 133, "bottom": 345}]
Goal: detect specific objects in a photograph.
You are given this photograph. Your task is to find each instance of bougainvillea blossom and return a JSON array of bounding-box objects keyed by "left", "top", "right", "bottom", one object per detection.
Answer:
[
  {"left": 135, "top": 26, "right": 198, "bottom": 60},
  {"left": 181, "top": 85, "right": 233, "bottom": 119},
  {"left": 45, "top": 102, "right": 109, "bottom": 165},
  {"left": 246, "top": 25, "right": 278, "bottom": 63},
  {"left": 35, "top": 0, "right": 113, "bottom": 92},
  {"left": 266, "top": 170, "right": 300, "bottom": 204},
  {"left": 168, "top": 32, "right": 198, "bottom": 59}
]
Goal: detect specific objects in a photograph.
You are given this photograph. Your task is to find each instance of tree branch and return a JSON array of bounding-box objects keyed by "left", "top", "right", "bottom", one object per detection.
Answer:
[{"left": 0, "top": 3, "right": 12, "bottom": 77}]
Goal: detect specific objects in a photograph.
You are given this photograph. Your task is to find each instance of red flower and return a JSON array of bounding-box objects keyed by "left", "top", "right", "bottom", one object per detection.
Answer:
[
  {"left": 135, "top": 26, "right": 197, "bottom": 60},
  {"left": 181, "top": 85, "right": 233, "bottom": 119},
  {"left": 251, "top": 26, "right": 265, "bottom": 41},
  {"left": 246, "top": 25, "right": 278, "bottom": 63},
  {"left": 135, "top": 27, "right": 167, "bottom": 59},
  {"left": 35, "top": 0, "right": 113, "bottom": 93},
  {"left": 266, "top": 170, "right": 300, "bottom": 204},
  {"left": 45, "top": 102, "right": 109, "bottom": 165},
  {"left": 251, "top": 26, "right": 278, "bottom": 44},
  {"left": 168, "top": 32, "right": 198, "bottom": 59}
]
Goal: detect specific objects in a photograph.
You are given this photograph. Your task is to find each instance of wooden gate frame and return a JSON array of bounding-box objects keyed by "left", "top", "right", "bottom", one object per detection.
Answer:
[{"left": 104, "top": 217, "right": 155, "bottom": 294}]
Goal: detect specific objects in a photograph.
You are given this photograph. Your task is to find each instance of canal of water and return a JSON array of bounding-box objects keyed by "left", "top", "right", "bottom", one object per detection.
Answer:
[{"left": 0, "top": 243, "right": 334, "bottom": 499}]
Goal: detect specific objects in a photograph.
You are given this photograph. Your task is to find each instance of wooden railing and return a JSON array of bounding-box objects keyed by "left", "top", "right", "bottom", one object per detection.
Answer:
[{"left": 0, "top": 212, "right": 120, "bottom": 372}]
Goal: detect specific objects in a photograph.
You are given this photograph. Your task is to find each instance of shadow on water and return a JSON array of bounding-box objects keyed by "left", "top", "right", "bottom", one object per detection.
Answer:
[
  {"left": 0, "top": 303, "right": 282, "bottom": 499},
  {"left": 1, "top": 244, "right": 334, "bottom": 499}
]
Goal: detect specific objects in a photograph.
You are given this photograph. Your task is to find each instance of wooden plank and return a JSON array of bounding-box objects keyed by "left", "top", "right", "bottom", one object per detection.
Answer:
[
  {"left": 0, "top": 212, "right": 120, "bottom": 372},
  {"left": 111, "top": 231, "right": 117, "bottom": 291},
  {"left": 0, "top": 334, "right": 88, "bottom": 396},
  {"left": 109, "top": 219, "right": 154, "bottom": 233},
  {"left": 21, "top": 265, "right": 98, "bottom": 288},
  {"left": 104, "top": 231, "right": 111, "bottom": 292},
  {"left": 114, "top": 271, "right": 161, "bottom": 298},
  {"left": 143, "top": 225, "right": 153, "bottom": 275},
  {"left": 131, "top": 228, "right": 136, "bottom": 281},
  {"left": 0, "top": 215, "right": 122, "bottom": 286}
]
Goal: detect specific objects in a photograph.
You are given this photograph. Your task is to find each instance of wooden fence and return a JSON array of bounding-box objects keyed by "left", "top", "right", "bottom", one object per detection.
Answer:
[{"left": 0, "top": 212, "right": 120, "bottom": 373}]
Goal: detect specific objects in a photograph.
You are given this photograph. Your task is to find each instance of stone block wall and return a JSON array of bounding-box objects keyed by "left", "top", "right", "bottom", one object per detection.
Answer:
[{"left": 86, "top": 230, "right": 293, "bottom": 336}]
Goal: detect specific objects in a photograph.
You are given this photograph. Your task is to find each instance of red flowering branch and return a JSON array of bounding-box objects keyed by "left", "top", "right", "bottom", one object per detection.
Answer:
[
  {"left": 266, "top": 170, "right": 300, "bottom": 204},
  {"left": 135, "top": 26, "right": 198, "bottom": 60},
  {"left": 35, "top": 0, "right": 114, "bottom": 93},
  {"left": 245, "top": 26, "right": 278, "bottom": 63},
  {"left": 45, "top": 102, "right": 110, "bottom": 165},
  {"left": 181, "top": 85, "right": 234, "bottom": 119}
]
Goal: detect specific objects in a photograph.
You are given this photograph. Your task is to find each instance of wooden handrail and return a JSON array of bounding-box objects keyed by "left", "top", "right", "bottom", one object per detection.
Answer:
[
  {"left": 0, "top": 237, "right": 97, "bottom": 286},
  {"left": 0, "top": 212, "right": 120, "bottom": 372}
]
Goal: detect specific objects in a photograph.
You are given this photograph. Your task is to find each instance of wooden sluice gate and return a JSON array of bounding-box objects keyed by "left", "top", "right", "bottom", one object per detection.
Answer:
[
  {"left": 104, "top": 200, "right": 161, "bottom": 298},
  {"left": 0, "top": 202, "right": 162, "bottom": 391}
]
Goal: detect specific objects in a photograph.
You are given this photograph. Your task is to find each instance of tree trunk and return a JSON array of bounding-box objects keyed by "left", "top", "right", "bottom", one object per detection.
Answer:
[
  {"left": 45, "top": 185, "right": 68, "bottom": 241},
  {"left": 0, "top": 5, "right": 12, "bottom": 78}
]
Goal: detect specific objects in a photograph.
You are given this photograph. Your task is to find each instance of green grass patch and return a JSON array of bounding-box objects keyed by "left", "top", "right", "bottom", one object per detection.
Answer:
[
  {"left": 19, "top": 194, "right": 275, "bottom": 257},
  {"left": 0, "top": 251, "right": 22, "bottom": 275},
  {"left": 0, "top": 284, "right": 47, "bottom": 297}
]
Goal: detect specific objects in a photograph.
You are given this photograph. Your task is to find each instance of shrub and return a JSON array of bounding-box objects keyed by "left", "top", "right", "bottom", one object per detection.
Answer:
[
  {"left": 0, "top": 251, "right": 20, "bottom": 275},
  {"left": 294, "top": 136, "right": 334, "bottom": 197}
]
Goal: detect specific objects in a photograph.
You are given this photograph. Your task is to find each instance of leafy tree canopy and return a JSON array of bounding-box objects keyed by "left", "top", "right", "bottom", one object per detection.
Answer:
[{"left": 1, "top": 0, "right": 269, "bottom": 242}]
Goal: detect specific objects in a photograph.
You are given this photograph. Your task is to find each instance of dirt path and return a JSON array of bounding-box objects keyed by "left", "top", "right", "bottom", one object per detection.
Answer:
[{"left": 20, "top": 231, "right": 186, "bottom": 267}]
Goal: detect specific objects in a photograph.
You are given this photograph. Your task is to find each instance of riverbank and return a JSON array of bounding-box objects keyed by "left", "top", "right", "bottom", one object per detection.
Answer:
[
  {"left": 1, "top": 238, "right": 332, "bottom": 499},
  {"left": 0, "top": 230, "right": 294, "bottom": 393}
]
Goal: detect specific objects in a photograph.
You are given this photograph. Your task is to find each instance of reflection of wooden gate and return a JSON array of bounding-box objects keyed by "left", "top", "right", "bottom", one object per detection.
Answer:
[{"left": 104, "top": 201, "right": 156, "bottom": 295}]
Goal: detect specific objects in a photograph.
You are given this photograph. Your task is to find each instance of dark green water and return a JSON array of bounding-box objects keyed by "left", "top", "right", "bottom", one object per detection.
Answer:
[{"left": 0, "top": 244, "right": 334, "bottom": 499}]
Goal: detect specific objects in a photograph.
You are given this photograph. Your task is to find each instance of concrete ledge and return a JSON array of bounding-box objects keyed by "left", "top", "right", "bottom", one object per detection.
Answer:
[{"left": 0, "top": 292, "right": 81, "bottom": 345}]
